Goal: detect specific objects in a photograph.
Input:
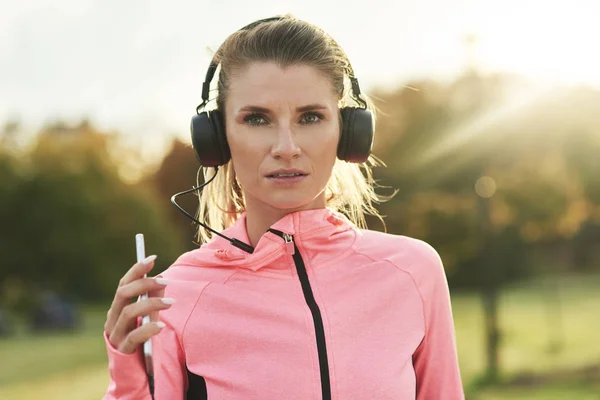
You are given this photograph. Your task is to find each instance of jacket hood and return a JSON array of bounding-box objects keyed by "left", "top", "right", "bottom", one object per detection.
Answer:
[{"left": 179, "top": 208, "right": 358, "bottom": 271}]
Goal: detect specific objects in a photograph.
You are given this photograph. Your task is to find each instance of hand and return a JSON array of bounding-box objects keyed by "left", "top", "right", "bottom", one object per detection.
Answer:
[{"left": 104, "top": 255, "right": 173, "bottom": 354}]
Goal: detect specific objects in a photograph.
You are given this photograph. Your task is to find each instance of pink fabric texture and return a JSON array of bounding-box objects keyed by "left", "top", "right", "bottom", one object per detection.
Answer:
[{"left": 104, "top": 208, "right": 464, "bottom": 399}]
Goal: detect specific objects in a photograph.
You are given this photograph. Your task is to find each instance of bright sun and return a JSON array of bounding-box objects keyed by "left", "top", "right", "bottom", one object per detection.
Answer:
[{"left": 467, "top": 2, "right": 600, "bottom": 87}]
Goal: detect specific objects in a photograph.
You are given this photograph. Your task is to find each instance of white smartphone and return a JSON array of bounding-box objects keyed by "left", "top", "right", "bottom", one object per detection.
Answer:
[{"left": 136, "top": 233, "right": 154, "bottom": 378}]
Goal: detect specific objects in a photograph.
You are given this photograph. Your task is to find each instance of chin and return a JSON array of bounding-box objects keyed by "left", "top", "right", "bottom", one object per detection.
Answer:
[
  {"left": 267, "top": 200, "right": 317, "bottom": 212},
  {"left": 263, "top": 193, "right": 324, "bottom": 212}
]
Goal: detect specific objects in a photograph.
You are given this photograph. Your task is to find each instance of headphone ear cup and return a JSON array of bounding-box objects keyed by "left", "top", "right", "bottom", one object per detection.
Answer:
[
  {"left": 338, "top": 107, "right": 374, "bottom": 163},
  {"left": 190, "top": 110, "right": 231, "bottom": 167}
]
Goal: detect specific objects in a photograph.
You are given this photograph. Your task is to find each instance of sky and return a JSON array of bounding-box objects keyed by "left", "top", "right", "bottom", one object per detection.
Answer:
[{"left": 1, "top": 0, "right": 598, "bottom": 155}]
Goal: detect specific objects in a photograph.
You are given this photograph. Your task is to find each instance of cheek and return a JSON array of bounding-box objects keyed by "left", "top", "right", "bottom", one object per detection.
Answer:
[
  {"left": 227, "top": 131, "right": 263, "bottom": 187},
  {"left": 314, "top": 124, "right": 340, "bottom": 160}
]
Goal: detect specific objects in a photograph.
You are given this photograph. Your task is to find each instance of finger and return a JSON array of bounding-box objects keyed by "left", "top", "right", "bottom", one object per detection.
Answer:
[
  {"left": 106, "top": 278, "right": 169, "bottom": 334},
  {"left": 105, "top": 277, "right": 168, "bottom": 333},
  {"left": 116, "top": 321, "right": 166, "bottom": 354},
  {"left": 149, "top": 275, "right": 167, "bottom": 323},
  {"left": 119, "top": 255, "right": 158, "bottom": 287},
  {"left": 148, "top": 275, "right": 166, "bottom": 299},
  {"left": 109, "top": 297, "right": 175, "bottom": 348}
]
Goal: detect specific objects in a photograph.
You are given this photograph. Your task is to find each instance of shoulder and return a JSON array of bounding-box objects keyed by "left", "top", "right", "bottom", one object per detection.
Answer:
[
  {"left": 355, "top": 230, "right": 446, "bottom": 290},
  {"left": 159, "top": 246, "right": 235, "bottom": 283},
  {"left": 155, "top": 248, "right": 236, "bottom": 328}
]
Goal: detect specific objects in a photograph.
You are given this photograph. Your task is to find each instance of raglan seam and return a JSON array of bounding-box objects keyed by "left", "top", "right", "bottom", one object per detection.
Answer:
[
  {"left": 348, "top": 245, "right": 429, "bottom": 336},
  {"left": 180, "top": 269, "right": 238, "bottom": 348},
  {"left": 179, "top": 281, "right": 210, "bottom": 351}
]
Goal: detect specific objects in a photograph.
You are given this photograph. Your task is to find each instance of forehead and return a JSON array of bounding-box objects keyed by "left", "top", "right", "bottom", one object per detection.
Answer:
[{"left": 226, "top": 62, "right": 338, "bottom": 108}]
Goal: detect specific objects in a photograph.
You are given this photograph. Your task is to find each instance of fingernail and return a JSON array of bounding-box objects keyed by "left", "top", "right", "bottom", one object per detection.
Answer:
[
  {"left": 155, "top": 278, "right": 170, "bottom": 285},
  {"left": 161, "top": 297, "right": 176, "bottom": 305},
  {"left": 156, "top": 321, "right": 165, "bottom": 329},
  {"left": 142, "top": 255, "right": 157, "bottom": 265}
]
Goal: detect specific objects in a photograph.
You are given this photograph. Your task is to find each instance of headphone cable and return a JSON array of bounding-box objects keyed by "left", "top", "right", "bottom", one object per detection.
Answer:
[{"left": 170, "top": 167, "right": 255, "bottom": 254}]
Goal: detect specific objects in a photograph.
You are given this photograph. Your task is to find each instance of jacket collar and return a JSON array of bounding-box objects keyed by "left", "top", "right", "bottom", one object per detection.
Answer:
[{"left": 185, "top": 208, "right": 358, "bottom": 271}]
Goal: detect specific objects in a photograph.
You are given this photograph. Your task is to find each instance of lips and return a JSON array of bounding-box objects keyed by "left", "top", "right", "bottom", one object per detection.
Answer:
[
  {"left": 266, "top": 169, "right": 308, "bottom": 178},
  {"left": 269, "top": 173, "right": 304, "bottom": 178}
]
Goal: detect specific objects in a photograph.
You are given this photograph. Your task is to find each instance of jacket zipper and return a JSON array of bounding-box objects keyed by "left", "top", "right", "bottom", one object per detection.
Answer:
[{"left": 268, "top": 228, "right": 332, "bottom": 400}]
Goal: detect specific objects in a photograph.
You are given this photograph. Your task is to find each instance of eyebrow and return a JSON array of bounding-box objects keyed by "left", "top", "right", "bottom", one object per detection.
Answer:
[{"left": 238, "top": 103, "right": 329, "bottom": 113}]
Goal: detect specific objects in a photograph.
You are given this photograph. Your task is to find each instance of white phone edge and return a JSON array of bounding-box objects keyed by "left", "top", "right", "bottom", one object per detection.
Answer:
[{"left": 136, "top": 233, "right": 154, "bottom": 376}]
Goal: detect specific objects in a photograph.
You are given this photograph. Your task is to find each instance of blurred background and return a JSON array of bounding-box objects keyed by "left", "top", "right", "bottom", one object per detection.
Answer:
[{"left": 1, "top": 0, "right": 599, "bottom": 399}]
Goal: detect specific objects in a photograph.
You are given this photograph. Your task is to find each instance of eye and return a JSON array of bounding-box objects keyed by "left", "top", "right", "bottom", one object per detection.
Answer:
[
  {"left": 300, "top": 112, "right": 323, "bottom": 125},
  {"left": 244, "top": 114, "right": 268, "bottom": 126}
]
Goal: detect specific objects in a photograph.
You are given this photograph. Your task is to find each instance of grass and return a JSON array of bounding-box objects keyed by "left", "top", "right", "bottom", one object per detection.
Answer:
[
  {"left": 471, "top": 384, "right": 600, "bottom": 400},
  {"left": 0, "top": 274, "right": 599, "bottom": 399},
  {"left": 455, "top": 273, "right": 600, "bottom": 399},
  {"left": 0, "top": 364, "right": 108, "bottom": 400},
  {"left": 0, "top": 305, "right": 107, "bottom": 387}
]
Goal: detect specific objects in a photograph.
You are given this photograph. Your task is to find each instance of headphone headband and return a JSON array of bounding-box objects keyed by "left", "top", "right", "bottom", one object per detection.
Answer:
[{"left": 197, "top": 16, "right": 367, "bottom": 113}]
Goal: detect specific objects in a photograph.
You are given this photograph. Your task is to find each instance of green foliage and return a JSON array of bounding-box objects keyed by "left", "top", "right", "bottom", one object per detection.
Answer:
[
  {"left": 0, "top": 122, "right": 185, "bottom": 312},
  {"left": 149, "top": 138, "right": 203, "bottom": 250},
  {"left": 371, "top": 74, "right": 600, "bottom": 288}
]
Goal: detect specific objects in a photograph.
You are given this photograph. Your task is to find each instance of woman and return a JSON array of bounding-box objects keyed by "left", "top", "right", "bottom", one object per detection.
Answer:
[{"left": 103, "top": 15, "right": 464, "bottom": 400}]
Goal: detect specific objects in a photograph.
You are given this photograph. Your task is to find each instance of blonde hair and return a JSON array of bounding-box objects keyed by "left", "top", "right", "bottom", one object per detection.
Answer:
[{"left": 196, "top": 15, "right": 393, "bottom": 243}]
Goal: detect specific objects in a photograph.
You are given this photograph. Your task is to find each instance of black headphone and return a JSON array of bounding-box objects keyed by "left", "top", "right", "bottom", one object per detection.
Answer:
[{"left": 190, "top": 16, "right": 374, "bottom": 167}]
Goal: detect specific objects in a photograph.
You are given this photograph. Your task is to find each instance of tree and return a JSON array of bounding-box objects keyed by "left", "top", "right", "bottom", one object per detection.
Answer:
[
  {"left": 0, "top": 121, "right": 185, "bottom": 315},
  {"left": 150, "top": 138, "right": 203, "bottom": 249}
]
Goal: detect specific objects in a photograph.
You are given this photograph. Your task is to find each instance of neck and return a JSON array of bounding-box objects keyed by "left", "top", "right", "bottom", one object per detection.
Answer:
[
  {"left": 245, "top": 208, "right": 289, "bottom": 248},
  {"left": 243, "top": 195, "right": 326, "bottom": 247}
]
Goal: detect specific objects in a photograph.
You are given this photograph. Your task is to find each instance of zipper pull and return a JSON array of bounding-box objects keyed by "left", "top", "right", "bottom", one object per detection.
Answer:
[
  {"left": 267, "top": 228, "right": 296, "bottom": 255},
  {"left": 283, "top": 233, "right": 295, "bottom": 255}
]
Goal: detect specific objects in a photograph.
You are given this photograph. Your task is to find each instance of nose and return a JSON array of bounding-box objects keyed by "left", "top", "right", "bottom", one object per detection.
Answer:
[{"left": 270, "top": 125, "right": 301, "bottom": 160}]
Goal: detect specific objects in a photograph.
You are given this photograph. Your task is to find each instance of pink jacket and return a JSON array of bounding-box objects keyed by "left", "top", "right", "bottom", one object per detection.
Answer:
[{"left": 104, "top": 208, "right": 464, "bottom": 399}]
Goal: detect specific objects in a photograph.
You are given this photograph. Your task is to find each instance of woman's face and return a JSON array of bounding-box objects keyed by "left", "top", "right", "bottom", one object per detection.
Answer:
[{"left": 224, "top": 62, "right": 340, "bottom": 214}]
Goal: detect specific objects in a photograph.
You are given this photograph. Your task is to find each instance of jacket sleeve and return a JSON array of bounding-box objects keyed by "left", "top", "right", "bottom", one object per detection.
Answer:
[
  {"left": 103, "top": 319, "right": 186, "bottom": 400},
  {"left": 102, "top": 263, "right": 207, "bottom": 399},
  {"left": 410, "top": 240, "right": 465, "bottom": 400}
]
